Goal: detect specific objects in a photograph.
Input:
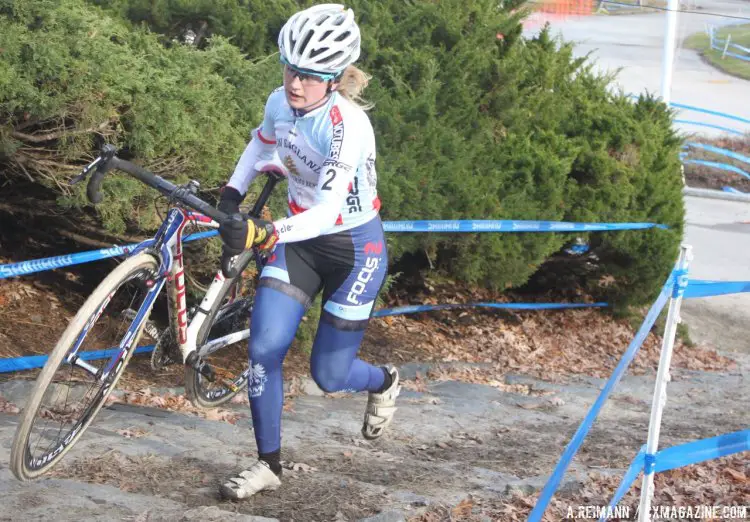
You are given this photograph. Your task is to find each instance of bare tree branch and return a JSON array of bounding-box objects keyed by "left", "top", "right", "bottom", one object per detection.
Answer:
[{"left": 11, "top": 120, "right": 112, "bottom": 143}]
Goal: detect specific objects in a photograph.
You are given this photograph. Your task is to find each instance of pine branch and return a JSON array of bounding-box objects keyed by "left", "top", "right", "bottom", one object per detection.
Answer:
[{"left": 11, "top": 120, "right": 112, "bottom": 143}]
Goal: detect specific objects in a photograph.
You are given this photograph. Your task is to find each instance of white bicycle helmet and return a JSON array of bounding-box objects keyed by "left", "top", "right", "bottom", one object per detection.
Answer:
[{"left": 278, "top": 4, "right": 361, "bottom": 76}]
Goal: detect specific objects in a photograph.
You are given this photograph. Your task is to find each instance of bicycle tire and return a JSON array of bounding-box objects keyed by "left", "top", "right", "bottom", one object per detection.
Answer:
[
  {"left": 10, "top": 253, "right": 160, "bottom": 480},
  {"left": 184, "top": 250, "right": 257, "bottom": 409}
]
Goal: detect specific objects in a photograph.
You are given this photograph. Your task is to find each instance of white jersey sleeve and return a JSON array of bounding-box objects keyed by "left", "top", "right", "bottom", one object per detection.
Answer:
[{"left": 226, "top": 91, "right": 280, "bottom": 195}]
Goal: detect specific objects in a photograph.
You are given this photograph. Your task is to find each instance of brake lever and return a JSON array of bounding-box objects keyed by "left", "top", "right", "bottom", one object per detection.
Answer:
[{"left": 69, "top": 156, "right": 104, "bottom": 186}]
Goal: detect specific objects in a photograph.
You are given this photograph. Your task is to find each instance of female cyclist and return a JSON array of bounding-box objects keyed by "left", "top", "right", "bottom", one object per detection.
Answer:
[{"left": 215, "top": 4, "right": 400, "bottom": 500}]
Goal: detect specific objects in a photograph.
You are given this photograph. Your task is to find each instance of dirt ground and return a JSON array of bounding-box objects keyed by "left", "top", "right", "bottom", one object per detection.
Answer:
[
  {"left": 39, "top": 446, "right": 749, "bottom": 522},
  {"left": 1, "top": 255, "right": 749, "bottom": 521},
  {"left": 2, "top": 357, "right": 747, "bottom": 521},
  {"left": 1, "top": 194, "right": 749, "bottom": 521}
]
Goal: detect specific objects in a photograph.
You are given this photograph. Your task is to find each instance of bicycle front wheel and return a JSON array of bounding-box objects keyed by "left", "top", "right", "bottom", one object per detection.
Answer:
[
  {"left": 10, "top": 253, "right": 161, "bottom": 480},
  {"left": 184, "top": 250, "right": 257, "bottom": 408}
]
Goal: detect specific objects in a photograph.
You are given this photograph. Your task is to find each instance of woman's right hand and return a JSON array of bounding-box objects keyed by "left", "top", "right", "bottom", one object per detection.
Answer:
[{"left": 219, "top": 213, "right": 278, "bottom": 257}]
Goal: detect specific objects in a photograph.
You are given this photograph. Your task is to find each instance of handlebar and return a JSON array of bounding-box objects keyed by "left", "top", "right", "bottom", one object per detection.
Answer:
[{"left": 75, "top": 146, "right": 284, "bottom": 278}]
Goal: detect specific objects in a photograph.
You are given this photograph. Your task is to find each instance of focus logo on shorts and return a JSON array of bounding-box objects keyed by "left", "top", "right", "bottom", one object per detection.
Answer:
[{"left": 347, "top": 255, "right": 380, "bottom": 305}]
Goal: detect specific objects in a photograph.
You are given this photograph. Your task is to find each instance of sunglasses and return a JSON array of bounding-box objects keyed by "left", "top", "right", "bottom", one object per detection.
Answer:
[{"left": 280, "top": 56, "right": 338, "bottom": 83}]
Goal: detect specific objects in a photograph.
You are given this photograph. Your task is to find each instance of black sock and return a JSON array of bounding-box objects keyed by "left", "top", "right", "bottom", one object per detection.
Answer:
[
  {"left": 375, "top": 367, "right": 393, "bottom": 394},
  {"left": 259, "top": 449, "right": 282, "bottom": 476}
]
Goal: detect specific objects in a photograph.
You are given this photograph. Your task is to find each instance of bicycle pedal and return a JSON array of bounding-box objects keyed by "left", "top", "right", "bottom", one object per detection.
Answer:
[{"left": 185, "top": 351, "right": 216, "bottom": 382}]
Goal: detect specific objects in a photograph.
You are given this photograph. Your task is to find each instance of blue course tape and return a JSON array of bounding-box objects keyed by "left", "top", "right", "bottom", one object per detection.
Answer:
[
  {"left": 372, "top": 301, "right": 607, "bottom": 318},
  {"left": 528, "top": 273, "right": 673, "bottom": 522},
  {"left": 670, "top": 102, "right": 750, "bottom": 127},
  {"left": 0, "top": 345, "right": 155, "bottom": 373},
  {"left": 682, "top": 159, "right": 750, "bottom": 180},
  {"left": 672, "top": 268, "right": 689, "bottom": 298},
  {"left": 720, "top": 50, "right": 750, "bottom": 62},
  {"left": 710, "top": 40, "right": 750, "bottom": 60},
  {"left": 381, "top": 220, "right": 667, "bottom": 233},
  {"left": 0, "top": 230, "right": 218, "bottom": 280},
  {"left": 601, "top": 430, "right": 750, "bottom": 519},
  {"left": 673, "top": 119, "right": 745, "bottom": 136},
  {"left": 723, "top": 186, "right": 746, "bottom": 194},
  {"left": 1, "top": 301, "right": 606, "bottom": 373},
  {"left": 685, "top": 142, "right": 750, "bottom": 166},
  {"left": 626, "top": 95, "right": 750, "bottom": 129},
  {"left": 644, "top": 453, "right": 657, "bottom": 474},
  {"left": 602, "top": 445, "right": 646, "bottom": 522},
  {"left": 0, "top": 221, "right": 667, "bottom": 280},
  {"left": 685, "top": 279, "right": 750, "bottom": 299},
  {"left": 652, "top": 429, "right": 750, "bottom": 474}
]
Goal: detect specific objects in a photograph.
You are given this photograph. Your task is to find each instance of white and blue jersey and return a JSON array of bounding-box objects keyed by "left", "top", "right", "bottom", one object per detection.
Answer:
[{"left": 227, "top": 87, "right": 380, "bottom": 244}]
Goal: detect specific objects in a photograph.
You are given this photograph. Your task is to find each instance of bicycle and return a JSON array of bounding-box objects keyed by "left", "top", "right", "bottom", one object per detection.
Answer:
[{"left": 10, "top": 145, "right": 283, "bottom": 481}]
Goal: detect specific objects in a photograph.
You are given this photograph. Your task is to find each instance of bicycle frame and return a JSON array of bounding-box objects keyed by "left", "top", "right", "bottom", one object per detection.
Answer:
[
  {"left": 63, "top": 147, "right": 285, "bottom": 386},
  {"left": 173, "top": 212, "right": 256, "bottom": 362},
  {"left": 64, "top": 206, "right": 243, "bottom": 384}
]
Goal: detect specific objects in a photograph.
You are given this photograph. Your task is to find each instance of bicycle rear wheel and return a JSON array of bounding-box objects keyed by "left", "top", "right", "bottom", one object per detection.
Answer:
[
  {"left": 184, "top": 250, "right": 258, "bottom": 408},
  {"left": 10, "top": 253, "right": 161, "bottom": 480}
]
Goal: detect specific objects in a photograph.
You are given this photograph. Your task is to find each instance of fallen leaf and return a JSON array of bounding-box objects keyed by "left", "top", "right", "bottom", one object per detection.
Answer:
[
  {"left": 116, "top": 427, "right": 149, "bottom": 439},
  {"left": 289, "top": 462, "right": 317, "bottom": 473},
  {"left": 0, "top": 397, "right": 20, "bottom": 414},
  {"left": 114, "top": 389, "right": 243, "bottom": 424},
  {"left": 724, "top": 468, "right": 747, "bottom": 483},
  {"left": 451, "top": 497, "right": 474, "bottom": 517}
]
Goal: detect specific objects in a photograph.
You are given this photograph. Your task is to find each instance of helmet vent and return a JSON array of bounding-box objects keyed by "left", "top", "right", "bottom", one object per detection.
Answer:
[{"left": 299, "top": 30, "right": 314, "bottom": 54}]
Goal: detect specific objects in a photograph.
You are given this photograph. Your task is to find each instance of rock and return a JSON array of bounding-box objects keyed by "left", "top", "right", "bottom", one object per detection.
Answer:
[
  {"left": 179, "top": 506, "right": 279, "bottom": 522},
  {"left": 357, "top": 510, "right": 407, "bottom": 522},
  {"left": 300, "top": 377, "right": 325, "bottom": 397},
  {"left": 0, "top": 379, "right": 35, "bottom": 408}
]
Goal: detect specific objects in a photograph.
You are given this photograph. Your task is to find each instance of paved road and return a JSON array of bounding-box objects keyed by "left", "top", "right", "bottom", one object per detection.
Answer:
[
  {"left": 524, "top": 0, "right": 750, "bottom": 136},
  {"left": 681, "top": 194, "right": 750, "bottom": 353}
]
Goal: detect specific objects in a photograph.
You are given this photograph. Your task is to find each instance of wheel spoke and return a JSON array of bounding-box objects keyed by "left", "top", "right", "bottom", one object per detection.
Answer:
[{"left": 11, "top": 255, "right": 160, "bottom": 480}]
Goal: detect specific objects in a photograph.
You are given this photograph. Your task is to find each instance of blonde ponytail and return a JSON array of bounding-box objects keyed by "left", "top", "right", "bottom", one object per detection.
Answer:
[{"left": 336, "top": 65, "right": 374, "bottom": 111}]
